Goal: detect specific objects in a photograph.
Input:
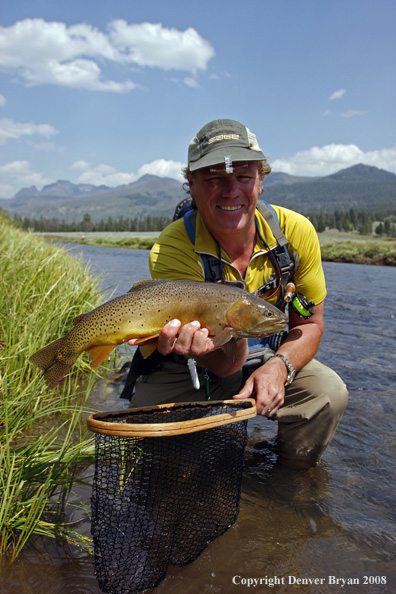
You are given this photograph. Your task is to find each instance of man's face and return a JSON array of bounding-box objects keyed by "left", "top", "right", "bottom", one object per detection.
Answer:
[{"left": 189, "top": 161, "right": 261, "bottom": 239}]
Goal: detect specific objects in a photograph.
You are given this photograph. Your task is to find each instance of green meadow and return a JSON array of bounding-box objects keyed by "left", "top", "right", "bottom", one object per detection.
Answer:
[{"left": 318, "top": 229, "right": 396, "bottom": 266}]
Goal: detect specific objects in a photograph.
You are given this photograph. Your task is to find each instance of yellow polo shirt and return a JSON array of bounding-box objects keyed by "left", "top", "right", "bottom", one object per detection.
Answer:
[{"left": 149, "top": 204, "right": 326, "bottom": 306}]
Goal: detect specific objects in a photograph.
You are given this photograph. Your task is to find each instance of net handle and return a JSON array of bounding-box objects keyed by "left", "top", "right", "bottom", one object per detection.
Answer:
[{"left": 87, "top": 399, "right": 257, "bottom": 437}]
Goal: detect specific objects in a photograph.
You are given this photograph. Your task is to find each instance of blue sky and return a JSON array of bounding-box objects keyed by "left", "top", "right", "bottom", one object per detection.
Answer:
[{"left": 1, "top": 0, "right": 395, "bottom": 198}]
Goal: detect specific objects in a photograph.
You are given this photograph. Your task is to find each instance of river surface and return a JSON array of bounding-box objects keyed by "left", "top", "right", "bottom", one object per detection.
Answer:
[{"left": 2, "top": 245, "right": 396, "bottom": 594}]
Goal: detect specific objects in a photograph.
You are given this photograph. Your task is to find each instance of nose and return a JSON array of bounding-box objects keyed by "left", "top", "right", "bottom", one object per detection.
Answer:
[{"left": 221, "top": 175, "right": 239, "bottom": 197}]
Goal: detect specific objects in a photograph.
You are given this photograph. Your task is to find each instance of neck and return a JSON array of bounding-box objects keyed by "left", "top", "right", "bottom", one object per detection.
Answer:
[{"left": 213, "top": 223, "right": 256, "bottom": 279}]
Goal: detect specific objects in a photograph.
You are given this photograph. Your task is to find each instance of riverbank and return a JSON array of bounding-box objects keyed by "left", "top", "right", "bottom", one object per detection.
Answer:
[
  {"left": 319, "top": 230, "right": 396, "bottom": 266},
  {"left": 0, "top": 213, "right": 112, "bottom": 565},
  {"left": 36, "top": 229, "right": 396, "bottom": 266}
]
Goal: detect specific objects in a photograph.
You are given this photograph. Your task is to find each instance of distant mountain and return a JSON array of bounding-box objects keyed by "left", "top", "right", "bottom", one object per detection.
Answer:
[
  {"left": 13, "top": 179, "right": 111, "bottom": 200},
  {"left": 0, "top": 174, "right": 185, "bottom": 222},
  {"left": 264, "top": 171, "right": 318, "bottom": 186},
  {"left": 263, "top": 164, "right": 396, "bottom": 213},
  {"left": 0, "top": 164, "right": 395, "bottom": 222}
]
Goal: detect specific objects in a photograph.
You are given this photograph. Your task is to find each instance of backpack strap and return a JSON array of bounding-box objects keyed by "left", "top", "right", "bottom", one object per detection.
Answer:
[
  {"left": 184, "top": 209, "right": 224, "bottom": 283},
  {"left": 256, "top": 201, "right": 295, "bottom": 300},
  {"left": 256, "top": 202, "right": 288, "bottom": 247}
]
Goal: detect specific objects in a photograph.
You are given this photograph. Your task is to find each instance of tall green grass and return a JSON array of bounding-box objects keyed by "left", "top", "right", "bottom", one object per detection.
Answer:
[{"left": 0, "top": 212, "right": 107, "bottom": 566}]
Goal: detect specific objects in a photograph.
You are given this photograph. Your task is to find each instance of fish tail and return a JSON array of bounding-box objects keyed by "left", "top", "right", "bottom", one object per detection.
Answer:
[{"left": 30, "top": 337, "right": 78, "bottom": 389}]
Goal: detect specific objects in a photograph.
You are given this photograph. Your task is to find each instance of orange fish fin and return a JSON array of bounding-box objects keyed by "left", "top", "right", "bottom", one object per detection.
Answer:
[
  {"left": 132, "top": 337, "right": 159, "bottom": 359},
  {"left": 86, "top": 344, "right": 116, "bottom": 368},
  {"left": 128, "top": 334, "right": 160, "bottom": 346},
  {"left": 72, "top": 314, "right": 87, "bottom": 326},
  {"left": 139, "top": 341, "right": 158, "bottom": 359}
]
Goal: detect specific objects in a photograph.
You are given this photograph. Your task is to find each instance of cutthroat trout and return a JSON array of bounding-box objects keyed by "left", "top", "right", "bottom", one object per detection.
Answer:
[{"left": 30, "top": 279, "right": 287, "bottom": 389}]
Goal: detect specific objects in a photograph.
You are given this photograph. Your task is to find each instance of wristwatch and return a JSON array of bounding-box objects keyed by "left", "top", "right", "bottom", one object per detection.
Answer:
[{"left": 268, "top": 353, "right": 296, "bottom": 386}]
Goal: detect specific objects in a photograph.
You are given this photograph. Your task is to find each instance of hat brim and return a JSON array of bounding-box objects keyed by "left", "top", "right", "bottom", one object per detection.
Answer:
[{"left": 189, "top": 146, "right": 266, "bottom": 172}]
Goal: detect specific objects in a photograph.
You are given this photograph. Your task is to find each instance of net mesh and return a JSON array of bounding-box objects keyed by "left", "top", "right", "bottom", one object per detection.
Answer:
[{"left": 90, "top": 401, "right": 251, "bottom": 593}]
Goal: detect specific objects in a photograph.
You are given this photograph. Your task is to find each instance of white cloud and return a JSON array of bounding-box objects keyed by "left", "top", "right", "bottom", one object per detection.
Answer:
[
  {"left": 271, "top": 143, "right": 396, "bottom": 176},
  {"left": 0, "top": 117, "right": 58, "bottom": 145},
  {"left": 72, "top": 158, "right": 185, "bottom": 189},
  {"left": 341, "top": 109, "right": 366, "bottom": 118},
  {"left": 329, "top": 88, "right": 346, "bottom": 101},
  {"left": 0, "top": 160, "right": 53, "bottom": 197},
  {"left": 0, "top": 94, "right": 6, "bottom": 107},
  {"left": 137, "top": 159, "right": 185, "bottom": 181},
  {"left": 75, "top": 163, "right": 137, "bottom": 186},
  {"left": 0, "top": 18, "right": 214, "bottom": 92},
  {"left": 183, "top": 77, "right": 200, "bottom": 88},
  {"left": 71, "top": 160, "right": 91, "bottom": 170},
  {"left": 109, "top": 20, "right": 214, "bottom": 72}
]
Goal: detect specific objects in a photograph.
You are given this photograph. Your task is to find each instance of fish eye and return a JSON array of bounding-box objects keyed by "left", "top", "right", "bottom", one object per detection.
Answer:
[{"left": 267, "top": 311, "right": 273, "bottom": 318}]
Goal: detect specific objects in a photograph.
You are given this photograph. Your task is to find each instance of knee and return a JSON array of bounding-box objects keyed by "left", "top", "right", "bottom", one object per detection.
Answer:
[{"left": 323, "top": 368, "right": 349, "bottom": 419}]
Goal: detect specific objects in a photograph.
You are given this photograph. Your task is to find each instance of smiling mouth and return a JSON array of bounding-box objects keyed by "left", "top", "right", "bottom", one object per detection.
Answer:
[{"left": 218, "top": 205, "right": 243, "bottom": 211}]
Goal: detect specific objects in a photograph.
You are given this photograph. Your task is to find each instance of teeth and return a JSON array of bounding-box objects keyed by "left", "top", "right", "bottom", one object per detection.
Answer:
[{"left": 219, "top": 205, "right": 242, "bottom": 211}]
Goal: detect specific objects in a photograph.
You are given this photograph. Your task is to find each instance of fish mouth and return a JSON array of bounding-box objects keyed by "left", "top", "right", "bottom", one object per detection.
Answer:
[
  {"left": 254, "top": 324, "right": 287, "bottom": 336},
  {"left": 237, "top": 319, "right": 288, "bottom": 338},
  {"left": 255, "top": 317, "right": 288, "bottom": 335}
]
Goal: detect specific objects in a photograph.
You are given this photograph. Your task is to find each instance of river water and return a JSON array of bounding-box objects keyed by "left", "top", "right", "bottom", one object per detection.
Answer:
[{"left": 2, "top": 245, "right": 396, "bottom": 594}]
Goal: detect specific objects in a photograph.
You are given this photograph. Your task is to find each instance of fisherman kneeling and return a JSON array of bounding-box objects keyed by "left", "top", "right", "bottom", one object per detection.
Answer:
[{"left": 124, "top": 118, "right": 348, "bottom": 469}]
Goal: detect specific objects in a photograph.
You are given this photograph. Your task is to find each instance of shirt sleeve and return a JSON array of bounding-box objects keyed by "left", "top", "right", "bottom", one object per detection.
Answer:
[
  {"left": 274, "top": 206, "right": 327, "bottom": 305},
  {"left": 149, "top": 218, "right": 205, "bottom": 281}
]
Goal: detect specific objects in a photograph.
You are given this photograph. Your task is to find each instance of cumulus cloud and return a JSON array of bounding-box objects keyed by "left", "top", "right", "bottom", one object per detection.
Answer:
[
  {"left": 109, "top": 20, "right": 214, "bottom": 72},
  {"left": 0, "top": 160, "right": 53, "bottom": 197},
  {"left": 329, "top": 88, "right": 346, "bottom": 100},
  {"left": 0, "top": 117, "right": 58, "bottom": 144},
  {"left": 74, "top": 163, "right": 137, "bottom": 186},
  {"left": 0, "top": 18, "right": 214, "bottom": 92},
  {"left": 270, "top": 143, "right": 396, "bottom": 176},
  {"left": 71, "top": 160, "right": 91, "bottom": 170},
  {"left": 73, "top": 158, "right": 185, "bottom": 187},
  {"left": 137, "top": 159, "right": 185, "bottom": 181}
]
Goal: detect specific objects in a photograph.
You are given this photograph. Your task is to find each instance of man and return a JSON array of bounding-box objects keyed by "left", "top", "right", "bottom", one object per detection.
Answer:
[{"left": 128, "top": 119, "right": 348, "bottom": 468}]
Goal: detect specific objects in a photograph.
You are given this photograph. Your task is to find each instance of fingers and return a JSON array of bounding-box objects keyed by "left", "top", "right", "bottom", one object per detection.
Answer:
[
  {"left": 156, "top": 319, "right": 181, "bottom": 355},
  {"left": 233, "top": 378, "right": 254, "bottom": 400},
  {"left": 157, "top": 319, "right": 212, "bottom": 357},
  {"left": 234, "top": 368, "right": 285, "bottom": 417}
]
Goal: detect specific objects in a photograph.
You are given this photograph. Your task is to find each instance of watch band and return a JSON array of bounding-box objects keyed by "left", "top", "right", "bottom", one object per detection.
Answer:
[{"left": 268, "top": 353, "right": 296, "bottom": 386}]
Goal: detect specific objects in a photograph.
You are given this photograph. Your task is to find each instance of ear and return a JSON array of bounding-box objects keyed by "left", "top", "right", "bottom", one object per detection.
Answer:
[{"left": 189, "top": 180, "right": 195, "bottom": 199}]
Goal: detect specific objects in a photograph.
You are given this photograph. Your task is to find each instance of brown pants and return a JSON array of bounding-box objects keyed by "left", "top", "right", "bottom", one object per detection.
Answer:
[{"left": 131, "top": 355, "right": 348, "bottom": 468}]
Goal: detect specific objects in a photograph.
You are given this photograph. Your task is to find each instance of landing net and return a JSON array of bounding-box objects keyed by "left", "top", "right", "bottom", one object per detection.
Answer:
[{"left": 87, "top": 399, "right": 256, "bottom": 594}]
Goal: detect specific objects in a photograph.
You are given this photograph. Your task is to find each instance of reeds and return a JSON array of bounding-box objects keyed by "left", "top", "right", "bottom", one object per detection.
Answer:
[{"left": 0, "top": 212, "right": 107, "bottom": 565}]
